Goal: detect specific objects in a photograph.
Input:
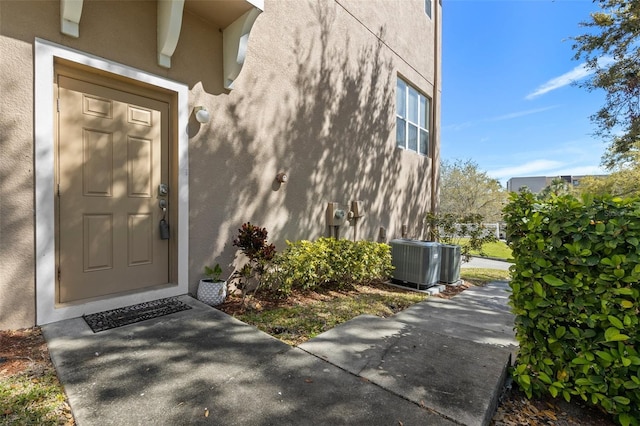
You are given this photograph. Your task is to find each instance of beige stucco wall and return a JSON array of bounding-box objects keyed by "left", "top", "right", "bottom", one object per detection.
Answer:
[
  {"left": 0, "top": 0, "right": 441, "bottom": 329},
  {"left": 1, "top": 33, "right": 36, "bottom": 329},
  {"left": 190, "top": 0, "right": 441, "bottom": 276}
]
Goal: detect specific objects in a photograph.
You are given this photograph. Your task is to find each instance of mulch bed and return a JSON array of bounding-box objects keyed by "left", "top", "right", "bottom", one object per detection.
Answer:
[{"left": 492, "top": 385, "right": 616, "bottom": 425}]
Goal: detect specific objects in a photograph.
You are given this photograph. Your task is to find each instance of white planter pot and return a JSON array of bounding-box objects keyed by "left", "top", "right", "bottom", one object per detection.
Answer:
[{"left": 197, "top": 279, "right": 227, "bottom": 306}]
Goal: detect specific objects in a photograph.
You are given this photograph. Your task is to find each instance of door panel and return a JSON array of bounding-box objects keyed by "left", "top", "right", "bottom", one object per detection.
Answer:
[
  {"left": 83, "top": 214, "right": 113, "bottom": 271},
  {"left": 128, "top": 213, "right": 153, "bottom": 266},
  {"left": 127, "top": 136, "right": 153, "bottom": 197},
  {"left": 82, "top": 129, "right": 113, "bottom": 196},
  {"left": 57, "top": 75, "right": 169, "bottom": 303}
]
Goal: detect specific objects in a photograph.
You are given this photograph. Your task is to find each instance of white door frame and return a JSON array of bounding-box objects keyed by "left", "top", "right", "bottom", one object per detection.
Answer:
[{"left": 35, "top": 38, "right": 189, "bottom": 324}]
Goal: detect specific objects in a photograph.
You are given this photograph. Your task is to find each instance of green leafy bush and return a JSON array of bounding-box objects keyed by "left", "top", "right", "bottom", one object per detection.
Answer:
[
  {"left": 265, "top": 238, "right": 393, "bottom": 294},
  {"left": 504, "top": 191, "right": 640, "bottom": 425}
]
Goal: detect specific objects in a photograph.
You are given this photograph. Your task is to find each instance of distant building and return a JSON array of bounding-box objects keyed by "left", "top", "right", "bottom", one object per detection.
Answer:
[{"left": 506, "top": 175, "right": 607, "bottom": 193}]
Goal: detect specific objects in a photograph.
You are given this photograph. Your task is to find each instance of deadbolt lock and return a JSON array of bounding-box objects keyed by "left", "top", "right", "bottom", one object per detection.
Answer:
[{"left": 158, "top": 183, "right": 169, "bottom": 196}]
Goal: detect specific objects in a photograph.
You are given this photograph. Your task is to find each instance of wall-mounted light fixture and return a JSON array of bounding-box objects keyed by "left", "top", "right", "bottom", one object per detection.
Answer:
[
  {"left": 276, "top": 172, "right": 288, "bottom": 183},
  {"left": 194, "top": 106, "right": 210, "bottom": 124}
]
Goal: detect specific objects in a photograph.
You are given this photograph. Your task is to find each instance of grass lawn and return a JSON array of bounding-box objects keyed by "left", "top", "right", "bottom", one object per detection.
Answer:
[
  {"left": 455, "top": 238, "right": 513, "bottom": 260},
  {"left": 460, "top": 268, "right": 510, "bottom": 286},
  {"left": 221, "top": 269, "right": 510, "bottom": 346},
  {"left": 224, "top": 283, "right": 428, "bottom": 345},
  {"left": 0, "top": 328, "right": 74, "bottom": 425}
]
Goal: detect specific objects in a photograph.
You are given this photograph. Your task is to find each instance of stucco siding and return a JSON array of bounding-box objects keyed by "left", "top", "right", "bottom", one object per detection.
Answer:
[
  {"left": 189, "top": 0, "right": 439, "bottom": 283},
  {"left": 337, "top": 0, "right": 437, "bottom": 84},
  {"left": 0, "top": 0, "right": 440, "bottom": 328},
  {"left": 1, "top": 35, "right": 36, "bottom": 329}
]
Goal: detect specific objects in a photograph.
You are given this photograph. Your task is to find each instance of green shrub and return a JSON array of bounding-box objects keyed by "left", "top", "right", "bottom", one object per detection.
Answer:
[
  {"left": 504, "top": 191, "right": 640, "bottom": 425},
  {"left": 265, "top": 238, "right": 393, "bottom": 294}
]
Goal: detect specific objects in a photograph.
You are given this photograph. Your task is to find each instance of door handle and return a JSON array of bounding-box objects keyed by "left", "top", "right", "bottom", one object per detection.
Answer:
[
  {"left": 159, "top": 183, "right": 169, "bottom": 196},
  {"left": 158, "top": 199, "right": 169, "bottom": 240}
]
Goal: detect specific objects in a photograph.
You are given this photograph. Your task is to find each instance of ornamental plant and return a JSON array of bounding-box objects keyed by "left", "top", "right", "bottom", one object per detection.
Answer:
[
  {"left": 504, "top": 191, "right": 640, "bottom": 426},
  {"left": 231, "top": 222, "right": 276, "bottom": 298},
  {"left": 232, "top": 222, "right": 276, "bottom": 271},
  {"left": 264, "top": 238, "right": 393, "bottom": 295},
  {"left": 203, "top": 263, "right": 223, "bottom": 282}
]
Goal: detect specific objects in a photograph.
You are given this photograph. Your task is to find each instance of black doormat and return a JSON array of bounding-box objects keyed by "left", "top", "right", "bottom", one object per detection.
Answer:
[{"left": 83, "top": 297, "right": 192, "bottom": 333}]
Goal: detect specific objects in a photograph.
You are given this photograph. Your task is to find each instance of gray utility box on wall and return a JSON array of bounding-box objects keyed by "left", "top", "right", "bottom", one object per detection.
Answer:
[
  {"left": 439, "top": 244, "right": 461, "bottom": 284},
  {"left": 390, "top": 239, "right": 441, "bottom": 290}
]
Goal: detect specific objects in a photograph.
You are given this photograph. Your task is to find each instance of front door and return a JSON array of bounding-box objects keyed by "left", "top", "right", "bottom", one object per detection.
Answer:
[{"left": 56, "top": 70, "right": 170, "bottom": 303}]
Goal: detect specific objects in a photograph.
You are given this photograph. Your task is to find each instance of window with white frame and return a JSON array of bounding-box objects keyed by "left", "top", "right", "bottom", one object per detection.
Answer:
[{"left": 396, "top": 77, "right": 430, "bottom": 156}]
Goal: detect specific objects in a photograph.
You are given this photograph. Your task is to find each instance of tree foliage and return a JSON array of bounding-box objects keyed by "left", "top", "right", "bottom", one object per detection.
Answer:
[
  {"left": 575, "top": 163, "right": 640, "bottom": 198},
  {"left": 425, "top": 212, "right": 497, "bottom": 261},
  {"left": 439, "top": 159, "right": 507, "bottom": 222},
  {"left": 538, "top": 178, "right": 574, "bottom": 199},
  {"left": 572, "top": 0, "right": 640, "bottom": 169}
]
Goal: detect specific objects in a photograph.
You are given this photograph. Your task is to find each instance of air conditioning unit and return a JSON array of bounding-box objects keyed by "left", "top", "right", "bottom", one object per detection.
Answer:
[
  {"left": 390, "top": 239, "right": 441, "bottom": 289},
  {"left": 439, "top": 244, "right": 461, "bottom": 284}
]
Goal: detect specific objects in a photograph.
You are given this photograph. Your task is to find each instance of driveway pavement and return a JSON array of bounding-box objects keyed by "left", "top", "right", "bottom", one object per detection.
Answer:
[{"left": 461, "top": 256, "right": 512, "bottom": 271}]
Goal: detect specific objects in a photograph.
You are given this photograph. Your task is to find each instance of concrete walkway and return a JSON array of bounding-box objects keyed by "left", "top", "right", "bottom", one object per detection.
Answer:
[{"left": 43, "top": 281, "right": 516, "bottom": 426}]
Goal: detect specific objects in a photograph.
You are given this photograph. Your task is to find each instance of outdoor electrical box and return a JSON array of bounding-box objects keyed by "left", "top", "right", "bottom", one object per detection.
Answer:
[
  {"left": 326, "top": 202, "right": 347, "bottom": 227},
  {"left": 326, "top": 202, "right": 337, "bottom": 226},
  {"left": 350, "top": 200, "right": 363, "bottom": 218}
]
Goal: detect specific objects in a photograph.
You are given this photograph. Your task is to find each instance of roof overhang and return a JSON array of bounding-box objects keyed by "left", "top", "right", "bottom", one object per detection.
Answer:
[{"left": 59, "top": 0, "right": 263, "bottom": 89}]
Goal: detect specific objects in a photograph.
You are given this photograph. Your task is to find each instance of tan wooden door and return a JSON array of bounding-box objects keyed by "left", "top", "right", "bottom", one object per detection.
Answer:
[{"left": 57, "top": 74, "right": 170, "bottom": 303}]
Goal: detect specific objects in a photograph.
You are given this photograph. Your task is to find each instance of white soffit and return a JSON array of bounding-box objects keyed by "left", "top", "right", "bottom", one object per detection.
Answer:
[{"left": 60, "top": 0, "right": 84, "bottom": 37}]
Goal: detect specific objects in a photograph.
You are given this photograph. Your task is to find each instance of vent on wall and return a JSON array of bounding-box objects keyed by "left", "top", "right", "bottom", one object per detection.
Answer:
[{"left": 390, "top": 239, "right": 441, "bottom": 289}]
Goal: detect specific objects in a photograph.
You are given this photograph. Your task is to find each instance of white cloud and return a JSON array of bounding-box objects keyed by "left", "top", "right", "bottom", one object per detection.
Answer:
[
  {"left": 487, "top": 157, "right": 606, "bottom": 187},
  {"left": 546, "top": 165, "right": 607, "bottom": 177},
  {"left": 444, "top": 105, "right": 559, "bottom": 131},
  {"left": 488, "top": 159, "right": 565, "bottom": 180},
  {"left": 525, "top": 57, "right": 615, "bottom": 100},
  {"left": 490, "top": 105, "right": 560, "bottom": 121},
  {"left": 483, "top": 139, "right": 607, "bottom": 186},
  {"left": 525, "top": 63, "right": 592, "bottom": 100}
]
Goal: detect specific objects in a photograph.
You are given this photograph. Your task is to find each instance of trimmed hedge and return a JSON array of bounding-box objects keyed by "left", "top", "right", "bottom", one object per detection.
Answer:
[
  {"left": 265, "top": 238, "right": 393, "bottom": 294},
  {"left": 504, "top": 192, "right": 640, "bottom": 425}
]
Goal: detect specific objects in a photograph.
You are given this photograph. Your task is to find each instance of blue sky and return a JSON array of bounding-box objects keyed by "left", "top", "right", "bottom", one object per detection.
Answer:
[{"left": 441, "top": 0, "right": 609, "bottom": 186}]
